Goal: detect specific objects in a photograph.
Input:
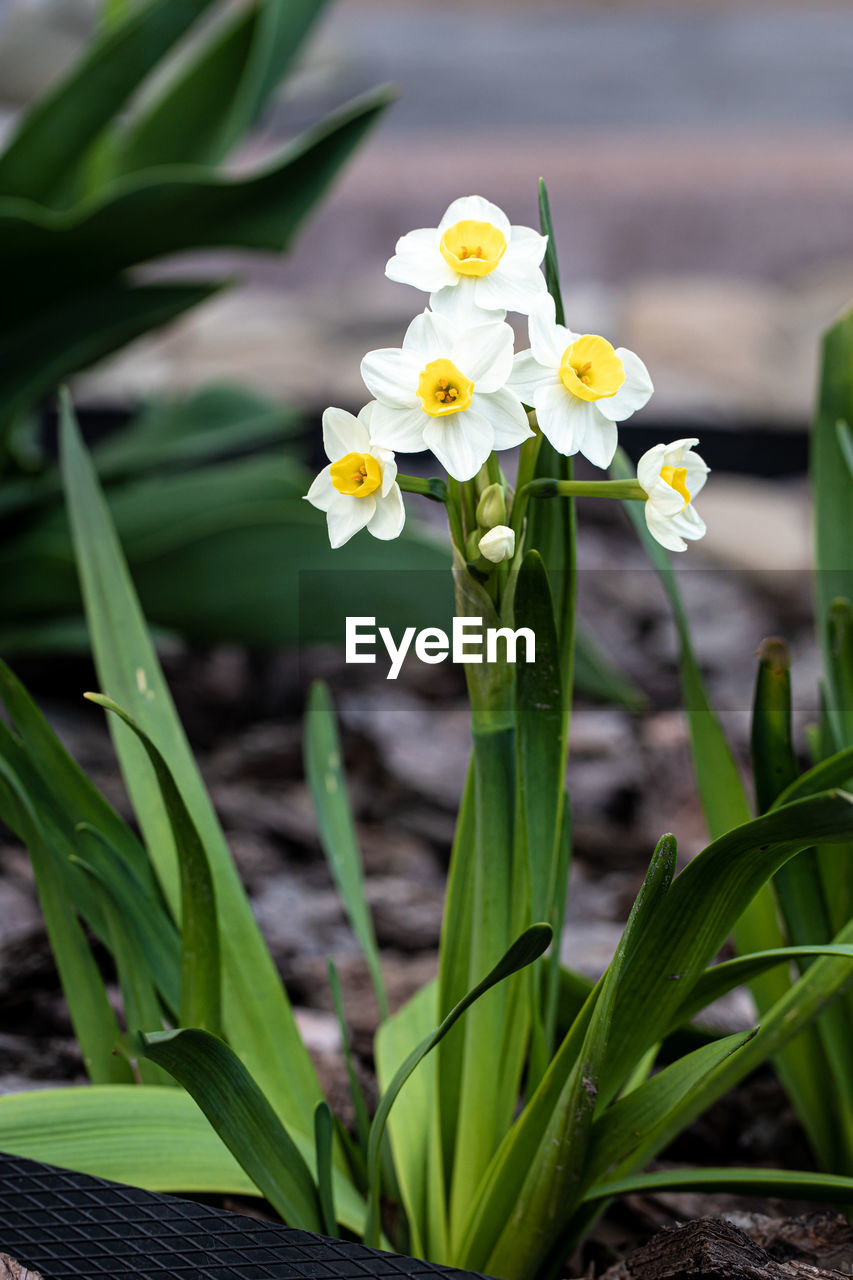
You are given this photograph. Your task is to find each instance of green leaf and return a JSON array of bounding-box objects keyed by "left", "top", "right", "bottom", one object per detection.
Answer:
[
  {"left": 583, "top": 1030, "right": 756, "bottom": 1191},
  {"left": 304, "top": 682, "right": 387, "bottom": 1021},
  {"left": 84, "top": 693, "right": 220, "bottom": 1035},
  {"left": 515, "top": 551, "right": 563, "bottom": 923},
  {"left": 365, "top": 924, "right": 552, "bottom": 1249},
  {"left": 773, "top": 745, "right": 853, "bottom": 808},
  {"left": 72, "top": 842, "right": 171, "bottom": 1087},
  {"left": 0, "top": 280, "right": 221, "bottom": 428},
  {"left": 314, "top": 1102, "right": 338, "bottom": 1236},
  {"left": 813, "top": 310, "right": 853, "bottom": 713},
  {"left": 121, "top": 0, "right": 331, "bottom": 170},
  {"left": 327, "top": 959, "right": 370, "bottom": 1163},
  {"left": 584, "top": 1166, "right": 853, "bottom": 1206},
  {"left": 0, "top": 756, "right": 131, "bottom": 1084},
  {"left": 93, "top": 384, "right": 299, "bottom": 481},
  {"left": 477, "top": 837, "right": 675, "bottom": 1280},
  {"left": 58, "top": 392, "right": 325, "bottom": 1135},
  {"left": 0, "top": 0, "right": 217, "bottom": 203},
  {"left": 375, "top": 981, "right": 442, "bottom": 1262},
  {"left": 2, "top": 91, "right": 393, "bottom": 304},
  {"left": 141, "top": 1028, "right": 323, "bottom": 1231},
  {"left": 668, "top": 945, "right": 853, "bottom": 1032},
  {"left": 0, "top": 1084, "right": 370, "bottom": 1234},
  {"left": 537, "top": 178, "right": 565, "bottom": 327},
  {"left": 604, "top": 791, "right": 853, "bottom": 1103}
]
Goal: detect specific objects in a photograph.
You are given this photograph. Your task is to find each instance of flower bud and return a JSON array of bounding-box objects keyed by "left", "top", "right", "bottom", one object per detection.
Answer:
[
  {"left": 475, "top": 483, "right": 507, "bottom": 529},
  {"left": 465, "top": 528, "right": 484, "bottom": 562},
  {"left": 478, "top": 525, "right": 516, "bottom": 564}
]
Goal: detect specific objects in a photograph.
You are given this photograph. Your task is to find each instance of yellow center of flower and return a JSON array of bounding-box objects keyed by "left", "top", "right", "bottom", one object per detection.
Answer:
[
  {"left": 417, "top": 359, "right": 475, "bottom": 416},
  {"left": 558, "top": 335, "right": 626, "bottom": 402},
  {"left": 329, "top": 451, "right": 382, "bottom": 498},
  {"left": 660, "top": 464, "right": 691, "bottom": 509},
  {"left": 439, "top": 220, "right": 507, "bottom": 277}
]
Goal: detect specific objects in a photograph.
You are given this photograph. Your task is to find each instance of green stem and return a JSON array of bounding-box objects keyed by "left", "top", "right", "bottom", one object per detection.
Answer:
[
  {"left": 526, "top": 478, "right": 647, "bottom": 501},
  {"left": 510, "top": 428, "right": 542, "bottom": 543},
  {"left": 396, "top": 473, "right": 448, "bottom": 502},
  {"left": 445, "top": 477, "right": 466, "bottom": 552}
]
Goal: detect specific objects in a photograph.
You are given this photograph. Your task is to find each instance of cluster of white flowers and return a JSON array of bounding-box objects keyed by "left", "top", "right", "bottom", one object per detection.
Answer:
[{"left": 306, "top": 195, "right": 707, "bottom": 553}]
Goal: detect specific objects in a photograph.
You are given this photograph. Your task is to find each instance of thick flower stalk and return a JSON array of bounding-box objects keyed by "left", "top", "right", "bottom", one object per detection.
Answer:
[
  {"left": 361, "top": 309, "right": 533, "bottom": 482},
  {"left": 637, "top": 437, "right": 709, "bottom": 552},
  {"left": 386, "top": 194, "right": 548, "bottom": 319},
  {"left": 304, "top": 404, "right": 405, "bottom": 548},
  {"left": 509, "top": 294, "right": 653, "bottom": 468}
]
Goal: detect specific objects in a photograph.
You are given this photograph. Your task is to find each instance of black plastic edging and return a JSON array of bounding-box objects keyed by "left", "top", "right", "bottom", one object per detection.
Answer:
[{"left": 0, "top": 1153, "right": 491, "bottom": 1280}]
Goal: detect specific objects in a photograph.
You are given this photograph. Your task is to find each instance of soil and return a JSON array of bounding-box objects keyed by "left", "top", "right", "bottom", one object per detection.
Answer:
[{"left": 0, "top": 490, "right": 837, "bottom": 1277}]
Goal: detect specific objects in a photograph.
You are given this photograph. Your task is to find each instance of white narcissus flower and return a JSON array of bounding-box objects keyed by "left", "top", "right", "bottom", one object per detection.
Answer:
[
  {"left": 478, "top": 525, "right": 515, "bottom": 563},
  {"left": 361, "top": 309, "right": 533, "bottom": 482},
  {"left": 509, "top": 294, "right": 653, "bottom": 469},
  {"left": 385, "top": 195, "right": 548, "bottom": 318},
  {"left": 637, "top": 438, "right": 709, "bottom": 552},
  {"left": 304, "top": 403, "right": 405, "bottom": 549}
]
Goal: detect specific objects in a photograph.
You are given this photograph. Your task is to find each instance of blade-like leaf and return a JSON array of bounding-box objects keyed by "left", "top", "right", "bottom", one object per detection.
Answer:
[
  {"left": 0, "top": 757, "right": 131, "bottom": 1084},
  {"left": 58, "top": 392, "right": 325, "bottom": 1133},
  {"left": 304, "top": 682, "right": 387, "bottom": 1021},
  {"left": 0, "top": 0, "right": 217, "bottom": 202},
  {"left": 84, "top": 692, "right": 220, "bottom": 1035},
  {"left": 584, "top": 1166, "right": 853, "bottom": 1205},
  {"left": 365, "top": 924, "right": 552, "bottom": 1248},
  {"left": 141, "top": 1028, "right": 323, "bottom": 1231}
]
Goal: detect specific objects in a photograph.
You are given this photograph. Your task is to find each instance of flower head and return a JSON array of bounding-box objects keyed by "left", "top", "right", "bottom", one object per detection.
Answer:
[
  {"left": 386, "top": 196, "right": 548, "bottom": 319},
  {"left": 305, "top": 404, "right": 405, "bottom": 548},
  {"left": 508, "top": 294, "right": 653, "bottom": 469},
  {"left": 637, "top": 438, "right": 709, "bottom": 552},
  {"left": 478, "top": 525, "right": 515, "bottom": 563},
  {"left": 361, "top": 309, "right": 533, "bottom": 481}
]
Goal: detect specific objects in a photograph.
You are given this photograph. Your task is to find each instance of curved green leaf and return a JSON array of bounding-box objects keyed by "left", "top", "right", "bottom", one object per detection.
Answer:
[{"left": 141, "top": 1028, "right": 322, "bottom": 1231}]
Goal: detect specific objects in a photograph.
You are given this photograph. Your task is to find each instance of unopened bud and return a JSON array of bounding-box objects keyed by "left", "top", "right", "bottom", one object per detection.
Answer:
[
  {"left": 478, "top": 525, "right": 516, "bottom": 564},
  {"left": 475, "top": 483, "right": 507, "bottom": 529}
]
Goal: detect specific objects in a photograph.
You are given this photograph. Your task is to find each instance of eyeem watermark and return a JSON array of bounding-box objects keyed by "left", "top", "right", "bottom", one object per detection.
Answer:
[{"left": 346, "top": 616, "right": 536, "bottom": 680}]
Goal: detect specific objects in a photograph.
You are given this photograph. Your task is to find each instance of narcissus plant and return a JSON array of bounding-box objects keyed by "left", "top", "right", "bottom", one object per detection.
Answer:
[
  {"left": 509, "top": 294, "right": 653, "bottom": 467},
  {"left": 637, "top": 437, "right": 709, "bottom": 552},
  {"left": 385, "top": 195, "right": 548, "bottom": 319},
  {"left": 361, "top": 309, "right": 532, "bottom": 481},
  {"left": 305, "top": 404, "right": 405, "bottom": 548}
]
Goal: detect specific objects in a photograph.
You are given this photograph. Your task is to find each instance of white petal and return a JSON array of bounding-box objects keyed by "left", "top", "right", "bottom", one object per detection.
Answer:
[
  {"left": 402, "top": 308, "right": 455, "bottom": 359},
  {"left": 423, "top": 408, "right": 493, "bottom": 481},
  {"left": 579, "top": 408, "right": 619, "bottom": 470},
  {"left": 386, "top": 228, "right": 457, "bottom": 292},
  {"left": 452, "top": 320, "right": 515, "bottom": 390},
  {"left": 636, "top": 442, "right": 668, "bottom": 493},
  {"left": 508, "top": 350, "right": 554, "bottom": 404},
  {"left": 507, "top": 225, "right": 549, "bottom": 264},
  {"left": 527, "top": 294, "right": 564, "bottom": 369},
  {"left": 474, "top": 262, "right": 546, "bottom": 316},
  {"left": 476, "top": 387, "right": 534, "bottom": 449},
  {"left": 645, "top": 502, "right": 687, "bottom": 552},
  {"left": 670, "top": 503, "right": 706, "bottom": 541},
  {"left": 326, "top": 494, "right": 375, "bottom": 548},
  {"left": 376, "top": 450, "right": 398, "bottom": 496},
  {"left": 322, "top": 406, "right": 370, "bottom": 461},
  {"left": 533, "top": 381, "right": 594, "bottom": 457},
  {"left": 361, "top": 348, "right": 421, "bottom": 408},
  {"left": 305, "top": 466, "right": 336, "bottom": 512},
  {"left": 368, "top": 485, "right": 406, "bottom": 541},
  {"left": 430, "top": 279, "right": 506, "bottom": 326},
  {"left": 662, "top": 437, "right": 701, "bottom": 465},
  {"left": 370, "top": 402, "right": 428, "bottom": 453},
  {"left": 438, "top": 195, "right": 511, "bottom": 239},
  {"left": 647, "top": 476, "right": 687, "bottom": 517},
  {"left": 684, "top": 451, "right": 710, "bottom": 499},
  {"left": 595, "top": 349, "right": 654, "bottom": 422},
  {"left": 357, "top": 401, "right": 378, "bottom": 433}
]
